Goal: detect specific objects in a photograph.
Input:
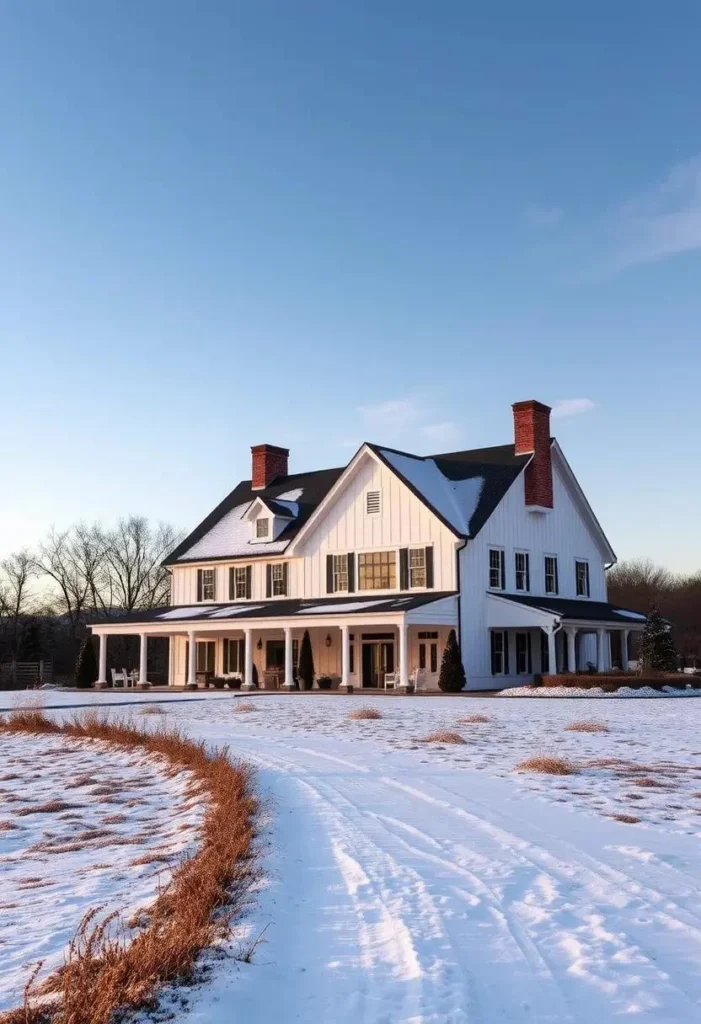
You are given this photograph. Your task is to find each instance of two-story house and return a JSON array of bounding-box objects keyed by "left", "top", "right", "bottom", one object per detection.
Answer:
[{"left": 91, "top": 400, "right": 646, "bottom": 690}]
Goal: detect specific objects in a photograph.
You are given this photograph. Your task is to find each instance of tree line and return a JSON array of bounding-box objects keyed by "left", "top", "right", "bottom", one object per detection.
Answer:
[
  {"left": 0, "top": 517, "right": 182, "bottom": 674},
  {"left": 607, "top": 559, "right": 701, "bottom": 664}
]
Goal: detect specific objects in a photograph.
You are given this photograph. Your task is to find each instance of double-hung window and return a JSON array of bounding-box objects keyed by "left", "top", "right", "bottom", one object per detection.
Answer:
[
  {"left": 515, "top": 552, "right": 530, "bottom": 592},
  {"left": 409, "top": 548, "right": 426, "bottom": 588},
  {"left": 544, "top": 556, "right": 559, "bottom": 595},
  {"left": 271, "top": 563, "right": 286, "bottom": 596},
  {"left": 197, "top": 568, "right": 216, "bottom": 602},
  {"left": 575, "top": 559, "right": 590, "bottom": 597},
  {"left": 232, "top": 566, "right": 249, "bottom": 599},
  {"left": 490, "top": 630, "right": 508, "bottom": 675},
  {"left": 223, "top": 638, "right": 245, "bottom": 674},
  {"left": 358, "top": 550, "right": 396, "bottom": 590},
  {"left": 333, "top": 554, "right": 348, "bottom": 593},
  {"left": 256, "top": 518, "right": 269, "bottom": 539},
  {"left": 515, "top": 632, "right": 532, "bottom": 674},
  {"left": 489, "top": 549, "right": 505, "bottom": 590}
]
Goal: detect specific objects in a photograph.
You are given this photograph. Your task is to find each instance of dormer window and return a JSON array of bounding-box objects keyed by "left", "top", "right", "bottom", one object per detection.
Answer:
[{"left": 256, "top": 518, "right": 270, "bottom": 539}]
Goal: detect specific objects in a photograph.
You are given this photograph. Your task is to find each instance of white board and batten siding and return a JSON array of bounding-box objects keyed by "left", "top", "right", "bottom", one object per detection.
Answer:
[
  {"left": 461, "top": 452, "right": 610, "bottom": 690},
  {"left": 297, "top": 452, "right": 458, "bottom": 597}
]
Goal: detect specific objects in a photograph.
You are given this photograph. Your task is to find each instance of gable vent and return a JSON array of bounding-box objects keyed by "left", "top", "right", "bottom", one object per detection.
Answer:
[{"left": 365, "top": 490, "right": 381, "bottom": 516}]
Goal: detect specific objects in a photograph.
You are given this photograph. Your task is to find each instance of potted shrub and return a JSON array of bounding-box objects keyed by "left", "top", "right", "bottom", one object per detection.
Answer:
[
  {"left": 317, "top": 675, "right": 333, "bottom": 690},
  {"left": 225, "top": 676, "right": 242, "bottom": 690},
  {"left": 211, "top": 676, "right": 226, "bottom": 690}
]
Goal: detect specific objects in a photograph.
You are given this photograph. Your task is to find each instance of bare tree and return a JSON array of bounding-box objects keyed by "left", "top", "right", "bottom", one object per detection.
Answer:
[
  {"left": 102, "top": 517, "right": 181, "bottom": 612},
  {"left": 32, "top": 526, "right": 108, "bottom": 642},
  {"left": 607, "top": 559, "right": 674, "bottom": 612},
  {"left": 0, "top": 550, "right": 35, "bottom": 658}
]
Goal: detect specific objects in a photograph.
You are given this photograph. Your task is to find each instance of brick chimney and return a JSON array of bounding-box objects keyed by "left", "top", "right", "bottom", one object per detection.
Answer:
[
  {"left": 512, "top": 400, "right": 553, "bottom": 509},
  {"left": 251, "top": 444, "right": 289, "bottom": 490}
]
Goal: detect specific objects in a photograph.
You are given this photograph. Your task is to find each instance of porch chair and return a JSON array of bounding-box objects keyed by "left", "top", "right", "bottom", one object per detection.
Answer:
[
  {"left": 384, "top": 670, "right": 399, "bottom": 690},
  {"left": 125, "top": 668, "right": 138, "bottom": 688},
  {"left": 409, "top": 667, "right": 427, "bottom": 692},
  {"left": 111, "top": 668, "right": 127, "bottom": 688}
]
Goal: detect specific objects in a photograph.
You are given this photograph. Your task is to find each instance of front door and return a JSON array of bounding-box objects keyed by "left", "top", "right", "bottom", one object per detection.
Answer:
[{"left": 361, "top": 641, "right": 395, "bottom": 687}]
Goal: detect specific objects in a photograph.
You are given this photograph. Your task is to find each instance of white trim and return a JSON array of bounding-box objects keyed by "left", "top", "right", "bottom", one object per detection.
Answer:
[{"left": 551, "top": 442, "right": 617, "bottom": 563}]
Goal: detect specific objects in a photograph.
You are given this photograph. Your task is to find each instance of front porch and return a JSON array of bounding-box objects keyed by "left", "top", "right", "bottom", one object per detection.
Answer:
[{"left": 90, "top": 593, "right": 459, "bottom": 692}]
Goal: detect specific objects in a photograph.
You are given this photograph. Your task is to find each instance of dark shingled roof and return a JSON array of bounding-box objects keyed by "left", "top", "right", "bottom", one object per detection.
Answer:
[
  {"left": 96, "top": 591, "right": 458, "bottom": 626},
  {"left": 493, "top": 593, "right": 647, "bottom": 625}
]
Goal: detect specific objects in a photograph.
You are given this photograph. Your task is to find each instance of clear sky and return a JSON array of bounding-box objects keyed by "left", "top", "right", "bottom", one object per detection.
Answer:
[{"left": 1, "top": 2, "right": 699, "bottom": 571}]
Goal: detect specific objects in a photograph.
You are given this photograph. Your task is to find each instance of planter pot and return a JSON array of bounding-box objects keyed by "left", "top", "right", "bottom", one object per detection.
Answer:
[
  {"left": 225, "top": 679, "right": 242, "bottom": 690},
  {"left": 317, "top": 677, "right": 333, "bottom": 690},
  {"left": 185, "top": 683, "right": 199, "bottom": 690},
  {"left": 138, "top": 682, "right": 152, "bottom": 690}
]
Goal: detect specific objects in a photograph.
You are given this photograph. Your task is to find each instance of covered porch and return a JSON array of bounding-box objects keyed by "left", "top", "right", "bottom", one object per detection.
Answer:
[
  {"left": 486, "top": 593, "right": 647, "bottom": 682},
  {"left": 90, "top": 593, "right": 458, "bottom": 692}
]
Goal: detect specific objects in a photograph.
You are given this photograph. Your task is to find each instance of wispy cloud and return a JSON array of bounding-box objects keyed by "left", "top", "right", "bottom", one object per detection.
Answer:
[
  {"left": 551, "top": 398, "right": 595, "bottom": 419},
  {"left": 609, "top": 156, "right": 701, "bottom": 268},
  {"left": 356, "top": 396, "right": 461, "bottom": 450},
  {"left": 526, "top": 203, "right": 563, "bottom": 227}
]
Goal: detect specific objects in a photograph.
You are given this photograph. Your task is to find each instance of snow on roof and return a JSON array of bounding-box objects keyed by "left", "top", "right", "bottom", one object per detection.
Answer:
[
  {"left": 206, "top": 604, "right": 265, "bottom": 619},
  {"left": 379, "top": 449, "right": 484, "bottom": 536},
  {"left": 613, "top": 609, "right": 647, "bottom": 620},
  {"left": 177, "top": 503, "right": 290, "bottom": 561},
  {"left": 157, "top": 607, "right": 210, "bottom": 620},
  {"left": 302, "top": 599, "right": 392, "bottom": 615}
]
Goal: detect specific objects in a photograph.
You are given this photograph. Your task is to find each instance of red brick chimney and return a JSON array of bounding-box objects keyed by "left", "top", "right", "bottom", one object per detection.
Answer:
[
  {"left": 251, "top": 444, "right": 289, "bottom": 490},
  {"left": 512, "top": 400, "right": 553, "bottom": 508}
]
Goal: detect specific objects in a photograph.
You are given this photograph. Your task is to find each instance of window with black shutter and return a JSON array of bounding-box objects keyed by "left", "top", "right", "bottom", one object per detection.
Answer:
[
  {"left": 326, "top": 554, "right": 334, "bottom": 594},
  {"left": 399, "top": 548, "right": 409, "bottom": 590},
  {"left": 197, "top": 568, "right": 215, "bottom": 602},
  {"left": 347, "top": 552, "right": 355, "bottom": 592},
  {"left": 425, "top": 547, "right": 434, "bottom": 589},
  {"left": 266, "top": 564, "right": 272, "bottom": 598},
  {"left": 489, "top": 549, "right": 505, "bottom": 590},
  {"left": 491, "top": 630, "right": 508, "bottom": 675}
]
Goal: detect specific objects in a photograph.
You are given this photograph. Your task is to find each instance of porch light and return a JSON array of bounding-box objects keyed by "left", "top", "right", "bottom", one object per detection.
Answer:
[
  {"left": 257, "top": 637, "right": 263, "bottom": 650},
  {"left": 325, "top": 633, "right": 332, "bottom": 647}
]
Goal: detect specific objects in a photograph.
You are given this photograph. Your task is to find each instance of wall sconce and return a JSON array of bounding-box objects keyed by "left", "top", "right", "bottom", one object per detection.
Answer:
[
  {"left": 257, "top": 638, "right": 263, "bottom": 651},
  {"left": 325, "top": 633, "right": 332, "bottom": 648}
]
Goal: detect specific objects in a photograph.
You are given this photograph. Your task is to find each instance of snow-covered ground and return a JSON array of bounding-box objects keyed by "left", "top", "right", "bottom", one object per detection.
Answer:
[
  {"left": 4, "top": 691, "right": 701, "bottom": 1022},
  {"left": 0, "top": 720, "right": 204, "bottom": 1012}
]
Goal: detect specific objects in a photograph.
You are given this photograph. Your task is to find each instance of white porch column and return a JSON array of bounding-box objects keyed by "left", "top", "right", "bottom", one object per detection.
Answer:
[
  {"left": 138, "top": 633, "right": 149, "bottom": 687},
  {"left": 398, "top": 620, "right": 409, "bottom": 688},
  {"left": 187, "top": 630, "right": 197, "bottom": 687},
  {"left": 547, "top": 628, "right": 557, "bottom": 675},
  {"left": 282, "top": 627, "right": 295, "bottom": 689},
  {"left": 242, "top": 629, "right": 255, "bottom": 690},
  {"left": 596, "top": 628, "right": 606, "bottom": 673},
  {"left": 620, "top": 628, "right": 630, "bottom": 671},
  {"left": 339, "top": 625, "right": 351, "bottom": 688},
  {"left": 97, "top": 634, "right": 108, "bottom": 686},
  {"left": 565, "top": 627, "right": 577, "bottom": 675}
]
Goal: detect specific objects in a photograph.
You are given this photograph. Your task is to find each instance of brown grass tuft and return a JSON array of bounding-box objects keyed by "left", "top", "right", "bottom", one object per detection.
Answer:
[
  {"left": 16, "top": 801, "right": 78, "bottom": 816},
  {"left": 420, "top": 731, "right": 466, "bottom": 745},
  {"left": 517, "top": 756, "right": 578, "bottom": 775},
  {"left": 139, "top": 705, "right": 166, "bottom": 715},
  {"left": 349, "top": 708, "right": 383, "bottom": 721},
  {"left": 233, "top": 701, "right": 257, "bottom": 714},
  {"left": 460, "top": 714, "right": 491, "bottom": 724},
  {"left": 565, "top": 720, "right": 609, "bottom": 733},
  {"left": 0, "top": 708, "right": 258, "bottom": 1024},
  {"left": 609, "top": 813, "right": 640, "bottom": 824}
]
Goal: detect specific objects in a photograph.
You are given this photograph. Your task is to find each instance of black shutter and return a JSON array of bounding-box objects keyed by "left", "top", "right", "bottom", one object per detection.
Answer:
[
  {"left": 266, "top": 564, "right": 272, "bottom": 598},
  {"left": 490, "top": 632, "right": 497, "bottom": 675},
  {"left": 425, "top": 547, "right": 434, "bottom": 588},
  {"left": 399, "top": 548, "right": 409, "bottom": 590},
  {"left": 500, "top": 553, "right": 505, "bottom": 591},
  {"left": 527, "top": 632, "right": 532, "bottom": 673},
  {"left": 326, "top": 554, "right": 334, "bottom": 594},
  {"left": 229, "top": 567, "right": 235, "bottom": 600},
  {"left": 197, "top": 569, "right": 203, "bottom": 602},
  {"left": 347, "top": 552, "right": 355, "bottom": 593},
  {"left": 504, "top": 631, "right": 510, "bottom": 674},
  {"left": 282, "top": 562, "right": 288, "bottom": 596},
  {"left": 245, "top": 565, "right": 252, "bottom": 599}
]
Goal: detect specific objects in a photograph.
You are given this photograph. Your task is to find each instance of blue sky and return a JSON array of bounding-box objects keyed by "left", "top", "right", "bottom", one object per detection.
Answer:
[{"left": 1, "top": 2, "right": 699, "bottom": 571}]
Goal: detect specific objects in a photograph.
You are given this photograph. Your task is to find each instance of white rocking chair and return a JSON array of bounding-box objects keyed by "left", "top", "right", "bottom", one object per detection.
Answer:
[
  {"left": 409, "top": 668, "right": 427, "bottom": 691},
  {"left": 384, "top": 670, "right": 399, "bottom": 690}
]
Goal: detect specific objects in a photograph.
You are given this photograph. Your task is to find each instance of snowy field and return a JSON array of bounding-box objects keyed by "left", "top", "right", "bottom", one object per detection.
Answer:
[
  {"left": 3, "top": 691, "right": 701, "bottom": 1022},
  {"left": 0, "top": 718, "right": 204, "bottom": 1013}
]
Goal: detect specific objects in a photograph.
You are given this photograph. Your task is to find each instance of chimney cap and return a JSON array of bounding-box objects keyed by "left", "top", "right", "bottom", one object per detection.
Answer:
[
  {"left": 511, "top": 399, "right": 552, "bottom": 415},
  {"left": 250, "top": 443, "right": 290, "bottom": 456}
]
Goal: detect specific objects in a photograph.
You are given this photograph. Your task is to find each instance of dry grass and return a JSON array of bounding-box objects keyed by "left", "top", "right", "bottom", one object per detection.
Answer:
[
  {"left": 139, "top": 706, "right": 166, "bottom": 716},
  {"left": 16, "top": 801, "right": 79, "bottom": 816},
  {"left": 565, "top": 720, "right": 609, "bottom": 733},
  {"left": 459, "top": 713, "right": 491, "bottom": 724},
  {"left": 348, "top": 708, "right": 383, "bottom": 721},
  {"left": 609, "top": 813, "right": 640, "bottom": 824},
  {"left": 517, "top": 756, "right": 578, "bottom": 775},
  {"left": 233, "top": 702, "right": 258, "bottom": 714},
  {"left": 420, "top": 731, "right": 466, "bottom": 745},
  {"left": 0, "top": 706, "right": 258, "bottom": 1024}
]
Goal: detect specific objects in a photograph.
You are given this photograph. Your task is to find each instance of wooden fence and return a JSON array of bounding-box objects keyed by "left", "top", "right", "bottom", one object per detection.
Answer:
[{"left": 0, "top": 661, "right": 53, "bottom": 690}]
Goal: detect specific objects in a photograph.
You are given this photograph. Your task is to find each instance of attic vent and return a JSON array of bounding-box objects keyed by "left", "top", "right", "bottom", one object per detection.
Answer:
[{"left": 365, "top": 490, "right": 381, "bottom": 516}]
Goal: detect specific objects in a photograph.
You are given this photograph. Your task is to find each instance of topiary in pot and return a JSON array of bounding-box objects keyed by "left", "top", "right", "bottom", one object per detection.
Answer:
[
  {"left": 317, "top": 675, "right": 333, "bottom": 690},
  {"left": 297, "top": 629, "right": 315, "bottom": 691}
]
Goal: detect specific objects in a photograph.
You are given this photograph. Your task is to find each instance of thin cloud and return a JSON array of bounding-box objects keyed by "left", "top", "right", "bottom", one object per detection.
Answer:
[
  {"left": 610, "top": 156, "right": 701, "bottom": 268},
  {"left": 526, "top": 203, "right": 563, "bottom": 227},
  {"left": 356, "top": 396, "right": 461, "bottom": 451},
  {"left": 551, "top": 398, "right": 595, "bottom": 419}
]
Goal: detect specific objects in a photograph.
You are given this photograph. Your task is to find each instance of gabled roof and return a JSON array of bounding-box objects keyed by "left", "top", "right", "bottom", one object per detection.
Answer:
[
  {"left": 164, "top": 467, "right": 344, "bottom": 565},
  {"left": 370, "top": 442, "right": 530, "bottom": 538}
]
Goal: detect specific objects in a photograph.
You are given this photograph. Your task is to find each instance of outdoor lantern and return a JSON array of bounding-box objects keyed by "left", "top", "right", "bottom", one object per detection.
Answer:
[
  {"left": 325, "top": 633, "right": 332, "bottom": 647},
  {"left": 257, "top": 637, "right": 263, "bottom": 650}
]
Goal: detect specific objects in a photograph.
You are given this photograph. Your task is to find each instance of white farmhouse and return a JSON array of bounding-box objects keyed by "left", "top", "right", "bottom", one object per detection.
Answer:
[{"left": 91, "top": 400, "right": 646, "bottom": 691}]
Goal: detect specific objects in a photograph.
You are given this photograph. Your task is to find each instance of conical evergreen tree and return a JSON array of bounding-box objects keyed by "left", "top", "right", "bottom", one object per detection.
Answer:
[
  {"left": 18, "top": 620, "right": 43, "bottom": 662},
  {"left": 640, "top": 606, "right": 678, "bottom": 673},
  {"left": 75, "top": 637, "right": 98, "bottom": 688},
  {"left": 298, "top": 629, "right": 315, "bottom": 690},
  {"left": 437, "top": 629, "right": 466, "bottom": 693}
]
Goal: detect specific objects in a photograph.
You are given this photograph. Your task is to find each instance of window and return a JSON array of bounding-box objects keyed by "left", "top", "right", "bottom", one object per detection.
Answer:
[
  {"left": 490, "top": 630, "right": 508, "bottom": 675},
  {"left": 358, "top": 550, "right": 396, "bottom": 590},
  {"left": 409, "top": 548, "right": 426, "bottom": 588},
  {"left": 365, "top": 490, "right": 381, "bottom": 516},
  {"left": 544, "top": 556, "right": 559, "bottom": 595},
  {"left": 515, "top": 632, "right": 532, "bottom": 674},
  {"left": 333, "top": 554, "right": 348, "bottom": 592},
  {"left": 271, "top": 563, "right": 286, "bottom": 596},
  {"left": 196, "top": 640, "right": 215, "bottom": 673},
  {"left": 256, "top": 518, "right": 269, "bottom": 539},
  {"left": 575, "top": 559, "right": 590, "bottom": 598},
  {"left": 197, "top": 568, "right": 216, "bottom": 602},
  {"left": 223, "top": 638, "right": 244, "bottom": 674},
  {"left": 419, "top": 640, "right": 438, "bottom": 672},
  {"left": 489, "top": 549, "right": 505, "bottom": 590},
  {"left": 230, "top": 565, "right": 249, "bottom": 600},
  {"left": 515, "top": 552, "right": 530, "bottom": 592}
]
